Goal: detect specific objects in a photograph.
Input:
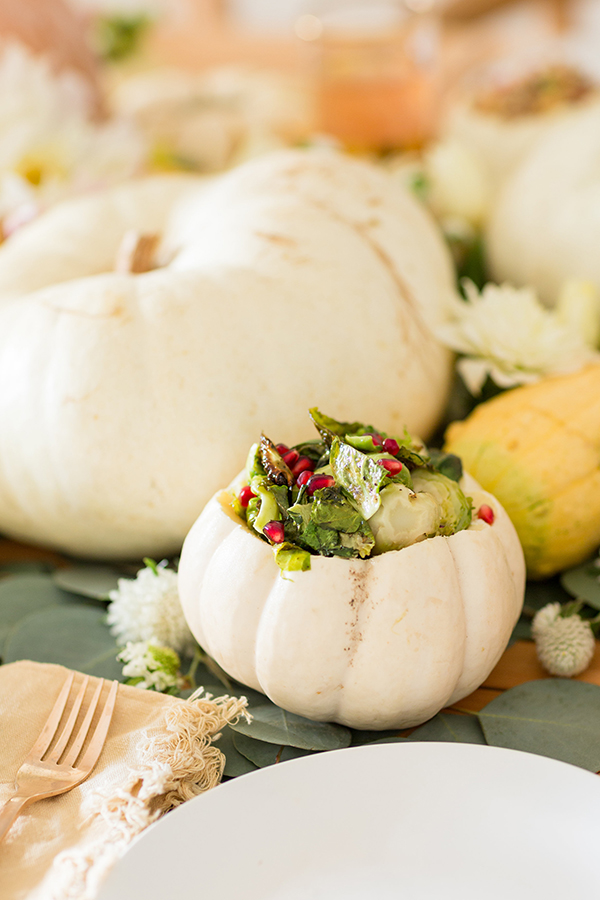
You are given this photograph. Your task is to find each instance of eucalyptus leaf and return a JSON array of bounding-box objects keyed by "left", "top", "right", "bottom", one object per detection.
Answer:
[
  {"left": 508, "top": 617, "right": 533, "bottom": 645},
  {"left": 229, "top": 704, "right": 352, "bottom": 751},
  {"left": 230, "top": 682, "right": 274, "bottom": 709},
  {"left": 0, "top": 562, "right": 53, "bottom": 576},
  {"left": 407, "top": 713, "right": 486, "bottom": 744},
  {"left": 560, "top": 560, "right": 600, "bottom": 610},
  {"left": 0, "top": 575, "right": 79, "bottom": 654},
  {"left": 217, "top": 727, "right": 258, "bottom": 777},
  {"left": 3, "top": 605, "right": 123, "bottom": 680},
  {"left": 524, "top": 577, "right": 571, "bottom": 615},
  {"left": 232, "top": 732, "right": 313, "bottom": 767},
  {"left": 350, "top": 729, "right": 406, "bottom": 746},
  {"left": 52, "top": 565, "right": 124, "bottom": 600},
  {"left": 478, "top": 679, "right": 600, "bottom": 771}
]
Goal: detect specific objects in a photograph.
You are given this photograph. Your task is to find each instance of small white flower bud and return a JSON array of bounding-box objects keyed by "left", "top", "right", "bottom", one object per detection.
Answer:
[
  {"left": 107, "top": 562, "right": 195, "bottom": 656},
  {"left": 532, "top": 602, "right": 595, "bottom": 677}
]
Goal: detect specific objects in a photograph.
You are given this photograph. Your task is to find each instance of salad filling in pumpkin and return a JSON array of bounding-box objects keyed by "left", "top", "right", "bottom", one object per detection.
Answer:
[{"left": 230, "top": 409, "right": 474, "bottom": 573}]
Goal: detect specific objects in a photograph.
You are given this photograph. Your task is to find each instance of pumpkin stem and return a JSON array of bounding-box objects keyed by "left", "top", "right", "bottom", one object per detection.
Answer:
[{"left": 115, "top": 229, "right": 161, "bottom": 274}]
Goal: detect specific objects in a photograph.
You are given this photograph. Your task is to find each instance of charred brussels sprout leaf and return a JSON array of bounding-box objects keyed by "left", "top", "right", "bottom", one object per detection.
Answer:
[{"left": 260, "top": 434, "right": 293, "bottom": 486}]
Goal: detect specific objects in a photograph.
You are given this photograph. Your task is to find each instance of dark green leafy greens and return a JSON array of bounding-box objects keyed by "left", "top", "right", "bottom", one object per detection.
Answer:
[
  {"left": 234, "top": 408, "right": 473, "bottom": 573},
  {"left": 288, "top": 486, "right": 375, "bottom": 559}
]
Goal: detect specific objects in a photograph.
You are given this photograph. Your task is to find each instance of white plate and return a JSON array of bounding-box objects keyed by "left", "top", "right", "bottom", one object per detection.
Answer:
[{"left": 98, "top": 742, "right": 600, "bottom": 900}]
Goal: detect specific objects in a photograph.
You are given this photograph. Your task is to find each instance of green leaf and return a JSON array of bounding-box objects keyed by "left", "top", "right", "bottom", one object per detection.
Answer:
[
  {"left": 350, "top": 729, "right": 407, "bottom": 745},
  {"left": 232, "top": 732, "right": 313, "bottom": 767},
  {"left": 0, "top": 575, "right": 81, "bottom": 654},
  {"left": 427, "top": 449, "right": 463, "bottom": 483},
  {"left": 0, "top": 562, "right": 53, "bottom": 576},
  {"left": 560, "top": 560, "right": 600, "bottom": 610},
  {"left": 289, "top": 440, "right": 326, "bottom": 463},
  {"left": 94, "top": 13, "right": 151, "bottom": 62},
  {"left": 523, "top": 577, "right": 572, "bottom": 617},
  {"left": 3, "top": 606, "right": 124, "bottom": 680},
  {"left": 230, "top": 682, "right": 273, "bottom": 708},
  {"left": 52, "top": 564, "right": 123, "bottom": 600},
  {"left": 329, "top": 439, "right": 388, "bottom": 520},
  {"left": 509, "top": 617, "right": 533, "bottom": 645},
  {"left": 288, "top": 485, "right": 374, "bottom": 560},
  {"left": 407, "top": 713, "right": 486, "bottom": 744},
  {"left": 478, "top": 680, "right": 600, "bottom": 771},
  {"left": 229, "top": 704, "right": 352, "bottom": 751},
  {"left": 308, "top": 408, "right": 373, "bottom": 446},
  {"left": 273, "top": 543, "right": 311, "bottom": 573},
  {"left": 217, "top": 727, "right": 259, "bottom": 777}
]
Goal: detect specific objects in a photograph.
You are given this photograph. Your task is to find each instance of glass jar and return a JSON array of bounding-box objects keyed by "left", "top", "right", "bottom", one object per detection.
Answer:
[{"left": 296, "top": 0, "right": 442, "bottom": 151}]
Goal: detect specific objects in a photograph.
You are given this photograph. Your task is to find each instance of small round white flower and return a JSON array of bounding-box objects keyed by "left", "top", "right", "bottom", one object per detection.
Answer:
[
  {"left": 436, "top": 280, "right": 598, "bottom": 394},
  {"left": 107, "top": 562, "right": 196, "bottom": 656},
  {"left": 118, "top": 640, "right": 182, "bottom": 692},
  {"left": 532, "top": 602, "right": 595, "bottom": 677}
]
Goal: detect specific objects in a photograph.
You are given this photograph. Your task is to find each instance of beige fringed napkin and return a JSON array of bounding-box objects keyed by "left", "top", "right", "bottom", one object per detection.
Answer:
[{"left": 0, "top": 661, "right": 249, "bottom": 900}]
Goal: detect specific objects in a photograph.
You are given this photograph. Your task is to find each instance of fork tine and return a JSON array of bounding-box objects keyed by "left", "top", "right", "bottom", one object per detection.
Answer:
[
  {"left": 61, "top": 679, "right": 103, "bottom": 768},
  {"left": 45, "top": 676, "right": 90, "bottom": 764},
  {"left": 76, "top": 680, "right": 118, "bottom": 773},
  {"left": 27, "top": 671, "right": 75, "bottom": 760}
]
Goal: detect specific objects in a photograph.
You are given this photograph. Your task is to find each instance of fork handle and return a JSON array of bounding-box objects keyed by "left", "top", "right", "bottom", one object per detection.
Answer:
[{"left": 0, "top": 794, "right": 31, "bottom": 843}]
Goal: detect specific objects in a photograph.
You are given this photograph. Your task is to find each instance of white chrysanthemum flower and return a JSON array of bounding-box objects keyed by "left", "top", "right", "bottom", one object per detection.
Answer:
[
  {"left": 436, "top": 280, "right": 599, "bottom": 394},
  {"left": 0, "top": 42, "right": 145, "bottom": 225},
  {"left": 532, "top": 602, "right": 595, "bottom": 677},
  {"left": 118, "top": 640, "right": 182, "bottom": 692},
  {"left": 424, "top": 137, "right": 492, "bottom": 227},
  {"left": 107, "top": 562, "right": 196, "bottom": 656}
]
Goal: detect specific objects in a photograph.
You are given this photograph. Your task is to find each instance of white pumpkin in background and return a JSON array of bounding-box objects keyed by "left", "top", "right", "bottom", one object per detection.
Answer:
[
  {"left": 443, "top": 61, "right": 600, "bottom": 204},
  {"left": 178, "top": 473, "right": 525, "bottom": 730},
  {"left": 487, "top": 104, "right": 600, "bottom": 304},
  {"left": 0, "top": 150, "right": 455, "bottom": 559}
]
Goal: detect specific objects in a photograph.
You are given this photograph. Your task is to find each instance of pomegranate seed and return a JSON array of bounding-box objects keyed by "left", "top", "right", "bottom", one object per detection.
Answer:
[
  {"left": 367, "top": 433, "right": 383, "bottom": 447},
  {"left": 383, "top": 438, "right": 400, "bottom": 456},
  {"left": 263, "top": 520, "right": 285, "bottom": 543},
  {"left": 276, "top": 443, "right": 289, "bottom": 455},
  {"left": 307, "top": 474, "right": 336, "bottom": 495},
  {"left": 379, "top": 459, "right": 403, "bottom": 476},
  {"left": 283, "top": 449, "right": 299, "bottom": 467},
  {"left": 291, "top": 457, "right": 315, "bottom": 477},
  {"left": 477, "top": 504, "right": 495, "bottom": 525},
  {"left": 239, "top": 485, "right": 256, "bottom": 508},
  {"left": 296, "top": 469, "right": 312, "bottom": 487}
]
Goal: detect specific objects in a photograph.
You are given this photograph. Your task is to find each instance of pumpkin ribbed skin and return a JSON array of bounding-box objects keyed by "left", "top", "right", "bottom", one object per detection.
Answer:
[
  {"left": 445, "top": 365, "right": 600, "bottom": 578},
  {"left": 0, "top": 150, "right": 454, "bottom": 558},
  {"left": 486, "top": 103, "right": 600, "bottom": 303},
  {"left": 178, "top": 474, "right": 524, "bottom": 730}
]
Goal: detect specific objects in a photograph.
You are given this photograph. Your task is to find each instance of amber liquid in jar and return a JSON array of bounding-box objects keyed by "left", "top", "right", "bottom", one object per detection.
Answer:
[{"left": 310, "top": 12, "right": 440, "bottom": 151}]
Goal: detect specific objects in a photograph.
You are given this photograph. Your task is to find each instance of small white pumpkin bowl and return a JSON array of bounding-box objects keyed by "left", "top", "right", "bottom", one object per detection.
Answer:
[{"left": 178, "top": 473, "right": 525, "bottom": 731}]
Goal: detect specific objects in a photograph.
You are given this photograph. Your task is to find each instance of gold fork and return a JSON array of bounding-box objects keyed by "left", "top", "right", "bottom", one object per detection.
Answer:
[{"left": 0, "top": 672, "right": 118, "bottom": 843}]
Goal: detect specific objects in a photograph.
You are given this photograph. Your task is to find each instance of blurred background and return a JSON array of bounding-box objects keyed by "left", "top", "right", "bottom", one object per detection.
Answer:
[{"left": 0, "top": 0, "right": 597, "bottom": 232}]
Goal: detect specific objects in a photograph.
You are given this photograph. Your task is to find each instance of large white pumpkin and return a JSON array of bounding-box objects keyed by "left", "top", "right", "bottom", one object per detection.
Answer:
[
  {"left": 178, "top": 474, "right": 525, "bottom": 730},
  {"left": 0, "top": 150, "right": 455, "bottom": 558},
  {"left": 486, "top": 104, "right": 600, "bottom": 304}
]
